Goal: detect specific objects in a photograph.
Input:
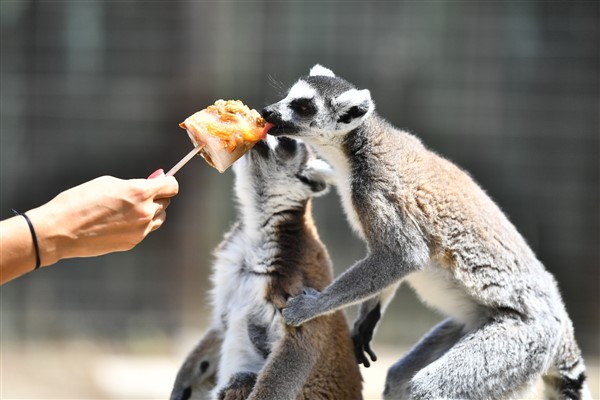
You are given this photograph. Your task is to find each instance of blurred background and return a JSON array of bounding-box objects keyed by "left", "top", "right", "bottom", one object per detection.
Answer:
[{"left": 1, "top": 1, "right": 598, "bottom": 399}]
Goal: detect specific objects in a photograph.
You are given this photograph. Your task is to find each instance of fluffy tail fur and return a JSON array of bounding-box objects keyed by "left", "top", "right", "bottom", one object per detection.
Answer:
[{"left": 542, "top": 322, "right": 591, "bottom": 400}]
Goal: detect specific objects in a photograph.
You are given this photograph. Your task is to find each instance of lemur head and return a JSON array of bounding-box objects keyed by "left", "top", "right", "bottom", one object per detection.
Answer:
[
  {"left": 262, "top": 65, "right": 375, "bottom": 142},
  {"left": 233, "top": 135, "right": 334, "bottom": 217}
]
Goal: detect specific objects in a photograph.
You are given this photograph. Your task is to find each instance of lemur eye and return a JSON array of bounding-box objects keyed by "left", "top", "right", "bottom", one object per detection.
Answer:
[{"left": 290, "top": 98, "right": 316, "bottom": 116}]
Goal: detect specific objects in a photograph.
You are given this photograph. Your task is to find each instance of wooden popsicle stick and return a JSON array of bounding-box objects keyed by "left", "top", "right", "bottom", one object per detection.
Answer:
[{"left": 165, "top": 145, "right": 205, "bottom": 177}]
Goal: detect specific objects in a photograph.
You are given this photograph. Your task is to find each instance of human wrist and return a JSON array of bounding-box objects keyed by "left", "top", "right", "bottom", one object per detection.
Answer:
[
  {"left": 11, "top": 209, "right": 41, "bottom": 270},
  {"left": 26, "top": 203, "right": 68, "bottom": 267}
]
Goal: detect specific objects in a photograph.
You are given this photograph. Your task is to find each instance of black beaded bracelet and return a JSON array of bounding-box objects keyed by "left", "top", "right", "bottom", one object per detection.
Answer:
[{"left": 11, "top": 209, "right": 41, "bottom": 270}]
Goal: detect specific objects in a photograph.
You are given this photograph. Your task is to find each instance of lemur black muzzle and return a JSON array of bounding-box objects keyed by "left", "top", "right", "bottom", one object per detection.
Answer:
[{"left": 260, "top": 106, "right": 299, "bottom": 136}]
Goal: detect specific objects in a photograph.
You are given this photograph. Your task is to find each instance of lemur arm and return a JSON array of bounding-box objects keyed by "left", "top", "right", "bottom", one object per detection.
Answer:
[
  {"left": 246, "top": 322, "right": 322, "bottom": 400},
  {"left": 170, "top": 327, "right": 222, "bottom": 400},
  {"left": 352, "top": 282, "right": 401, "bottom": 367},
  {"left": 283, "top": 251, "right": 420, "bottom": 327}
]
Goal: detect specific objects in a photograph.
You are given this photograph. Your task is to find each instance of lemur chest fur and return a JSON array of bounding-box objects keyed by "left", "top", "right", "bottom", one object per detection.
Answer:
[
  {"left": 311, "top": 142, "right": 365, "bottom": 239},
  {"left": 212, "top": 230, "right": 285, "bottom": 384},
  {"left": 215, "top": 229, "right": 284, "bottom": 322},
  {"left": 405, "top": 264, "right": 482, "bottom": 326}
]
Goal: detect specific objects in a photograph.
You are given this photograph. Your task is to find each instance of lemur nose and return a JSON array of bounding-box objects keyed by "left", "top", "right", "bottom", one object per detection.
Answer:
[{"left": 261, "top": 107, "right": 276, "bottom": 120}]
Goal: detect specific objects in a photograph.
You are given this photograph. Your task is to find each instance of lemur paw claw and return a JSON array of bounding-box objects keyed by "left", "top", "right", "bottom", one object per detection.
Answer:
[{"left": 281, "top": 287, "right": 321, "bottom": 326}]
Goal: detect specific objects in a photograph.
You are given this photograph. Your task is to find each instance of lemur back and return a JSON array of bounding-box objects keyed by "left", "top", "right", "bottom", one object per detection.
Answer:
[
  {"left": 170, "top": 135, "right": 362, "bottom": 400},
  {"left": 262, "top": 65, "right": 591, "bottom": 400}
]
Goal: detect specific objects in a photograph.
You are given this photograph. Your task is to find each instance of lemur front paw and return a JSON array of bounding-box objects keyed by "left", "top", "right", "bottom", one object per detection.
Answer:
[
  {"left": 281, "top": 287, "right": 321, "bottom": 326},
  {"left": 353, "top": 330, "right": 378, "bottom": 368},
  {"left": 352, "top": 302, "right": 381, "bottom": 367}
]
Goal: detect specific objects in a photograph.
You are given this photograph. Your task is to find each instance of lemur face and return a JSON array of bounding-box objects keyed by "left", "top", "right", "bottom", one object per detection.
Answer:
[
  {"left": 233, "top": 135, "right": 334, "bottom": 208},
  {"left": 262, "top": 65, "right": 375, "bottom": 142}
]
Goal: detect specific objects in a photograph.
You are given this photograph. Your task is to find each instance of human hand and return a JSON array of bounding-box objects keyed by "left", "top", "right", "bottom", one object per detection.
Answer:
[{"left": 28, "top": 173, "right": 179, "bottom": 265}]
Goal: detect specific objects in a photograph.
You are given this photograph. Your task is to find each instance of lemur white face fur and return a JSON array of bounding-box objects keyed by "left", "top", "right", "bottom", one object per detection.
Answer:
[
  {"left": 232, "top": 134, "right": 334, "bottom": 229},
  {"left": 262, "top": 65, "right": 375, "bottom": 143}
]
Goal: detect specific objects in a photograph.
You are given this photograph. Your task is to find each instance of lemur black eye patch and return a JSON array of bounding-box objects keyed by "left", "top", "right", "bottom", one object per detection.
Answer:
[{"left": 290, "top": 98, "right": 317, "bottom": 116}]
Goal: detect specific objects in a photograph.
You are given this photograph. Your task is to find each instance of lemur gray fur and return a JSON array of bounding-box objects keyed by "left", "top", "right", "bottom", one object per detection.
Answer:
[
  {"left": 170, "top": 135, "right": 363, "bottom": 400},
  {"left": 261, "top": 64, "right": 591, "bottom": 400}
]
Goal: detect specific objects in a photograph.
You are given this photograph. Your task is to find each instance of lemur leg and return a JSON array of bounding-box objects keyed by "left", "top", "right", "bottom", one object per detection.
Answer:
[
  {"left": 391, "top": 313, "right": 561, "bottom": 400},
  {"left": 246, "top": 320, "right": 323, "bottom": 400},
  {"left": 352, "top": 282, "right": 401, "bottom": 366},
  {"left": 383, "top": 318, "right": 465, "bottom": 399},
  {"left": 170, "top": 327, "right": 222, "bottom": 400},
  {"left": 283, "top": 253, "right": 420, "bottom": 326}
]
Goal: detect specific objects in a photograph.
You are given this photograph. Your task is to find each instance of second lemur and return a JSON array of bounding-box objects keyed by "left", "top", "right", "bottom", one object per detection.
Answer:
[
  {"left": 262, "top": 65, "right": 590, "bottom": 400},
  {"left": 170, "top": 135, "right": 362, "bottom": 400}
]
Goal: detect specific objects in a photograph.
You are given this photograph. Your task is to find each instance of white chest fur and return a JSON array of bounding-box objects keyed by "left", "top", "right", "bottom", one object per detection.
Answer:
[
  {"left": 211, "top": 231, "right": 284, "bottom": 390},
  {"left": 405, "top": 263, "right": 481, "bottom": 327},
  {"left": 311, "top": 142, "right": 365, "bottom": 239}
]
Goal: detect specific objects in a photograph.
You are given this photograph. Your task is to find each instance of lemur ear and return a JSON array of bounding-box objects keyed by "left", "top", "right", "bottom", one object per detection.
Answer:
[
  {"left": 309, "top": 64, "right": 335, "bottom": 77},
  {"left": 333, "top": 89, "right": 374, "bottom": 125},
  {"left": 298, "top": 158, "right": 335, "bottom": 196}
]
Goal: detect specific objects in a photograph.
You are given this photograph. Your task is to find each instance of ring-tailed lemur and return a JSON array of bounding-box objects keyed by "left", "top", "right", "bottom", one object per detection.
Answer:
[
  {"left": 261, "top": 65, "right": 591, "bottom": 400},
  {"left": 170, "top": 135, "right": 363, "bottom": 400}
]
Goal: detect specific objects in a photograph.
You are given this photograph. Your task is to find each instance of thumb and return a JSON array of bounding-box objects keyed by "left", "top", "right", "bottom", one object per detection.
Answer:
[{"left": 145, "top": 171, "right": 179, "bottom": 199}]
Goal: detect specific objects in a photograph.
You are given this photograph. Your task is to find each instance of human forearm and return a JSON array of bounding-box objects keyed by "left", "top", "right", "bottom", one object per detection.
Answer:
[
  {"left": 0, "top": 174, "right": 178, "bottom": 285},
  {"left": 1, "top": 199, "right": 89, "bottom": 285}
]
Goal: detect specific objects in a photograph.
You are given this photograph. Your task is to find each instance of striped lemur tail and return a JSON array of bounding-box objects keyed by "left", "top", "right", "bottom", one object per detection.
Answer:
[{"left": 543, "top": 322, "right": 591, "bottom": 400}]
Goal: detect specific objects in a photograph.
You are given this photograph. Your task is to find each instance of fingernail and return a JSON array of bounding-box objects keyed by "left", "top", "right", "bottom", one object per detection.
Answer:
[{"left": 147, "top": 169, "right": 164, "bottom": 179}]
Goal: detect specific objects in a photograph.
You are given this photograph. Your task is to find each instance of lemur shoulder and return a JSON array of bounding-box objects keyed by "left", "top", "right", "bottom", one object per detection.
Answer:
[
  {"left": 170, "top": 135, "right": 363, "bottom": 400},
  {"left": 262, "top": 65, "right": 590, "bottom": 400}
]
